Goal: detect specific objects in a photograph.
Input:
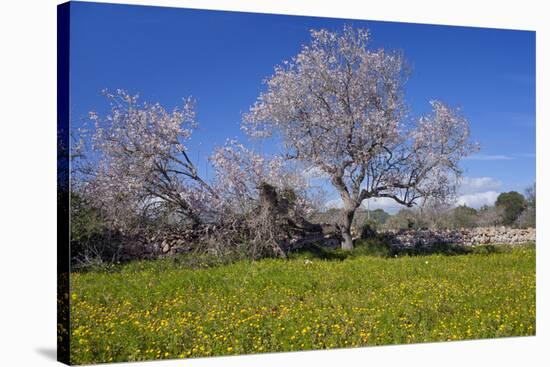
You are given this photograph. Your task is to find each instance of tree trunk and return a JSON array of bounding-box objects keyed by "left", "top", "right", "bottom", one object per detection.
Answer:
[{"left": 341, "top": 207, "right": 356, "bottom": 251}]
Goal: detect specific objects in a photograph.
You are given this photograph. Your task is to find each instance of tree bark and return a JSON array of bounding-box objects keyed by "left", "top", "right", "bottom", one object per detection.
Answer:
[{"left": 341, "top": 206, "right": 356, "bottom": 251}]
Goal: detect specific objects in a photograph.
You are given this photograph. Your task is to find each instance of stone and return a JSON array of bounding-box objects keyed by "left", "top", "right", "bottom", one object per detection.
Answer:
[
  {"left": 380, "top": 226, "right": 535, "bottom": 249},
  {"left": 161, "top": 240, "right": 170, "bottom": 254}
]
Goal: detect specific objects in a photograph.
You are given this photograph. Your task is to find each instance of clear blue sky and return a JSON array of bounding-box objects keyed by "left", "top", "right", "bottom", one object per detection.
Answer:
[{"left": 69, "top": 1, "right": 535, "bottom": 210}]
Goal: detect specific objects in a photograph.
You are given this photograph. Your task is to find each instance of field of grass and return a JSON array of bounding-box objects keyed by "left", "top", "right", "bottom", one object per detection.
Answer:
[{"left": 70, "top": 245, "right": 536, "bottom": 365}]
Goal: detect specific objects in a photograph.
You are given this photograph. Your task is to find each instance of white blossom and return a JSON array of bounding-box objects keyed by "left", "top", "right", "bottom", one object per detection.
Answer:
[
  {"left": 243, "top": 26, "right": 478, "bottom": 249},
  {"left": 81, "top": 90, "right": 214, "bottom": 228}
]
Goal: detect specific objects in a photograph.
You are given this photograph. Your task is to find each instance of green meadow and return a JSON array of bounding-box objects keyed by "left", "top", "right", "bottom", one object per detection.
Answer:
[{"left": 70, "top": 245, "right": 535, "bottom": 365}]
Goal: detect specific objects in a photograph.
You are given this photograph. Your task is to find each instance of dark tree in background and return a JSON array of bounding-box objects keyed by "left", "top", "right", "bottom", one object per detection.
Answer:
[{"left": 496, "top": 191, "right": 527, "bottom": 226}]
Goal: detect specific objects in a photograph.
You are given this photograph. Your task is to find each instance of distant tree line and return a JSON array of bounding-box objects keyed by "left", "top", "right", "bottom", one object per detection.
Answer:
[{"left": 324, "top": 185, "right": 536, "bottom": 231}]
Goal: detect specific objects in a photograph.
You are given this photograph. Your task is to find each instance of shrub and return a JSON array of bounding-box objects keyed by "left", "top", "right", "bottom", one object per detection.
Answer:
[
  {"left": 477, "top": 205, "right": 504, "bottom": 227},
  {"left": 449, "top": 205, "right": 478, "bottom": 229},
  {"left": 383, "top": 208, "right": 429, "bottom": 230},
  {"left": 288, "top": 243, "right": 348, "bottom": 261},
  {"left": 359, "top": 221, "right": 377, "bottom": 239},
  {"left": 353, "top": 236, "right": 393, "bottom": 258},
  {"left": 70, "top": 194, "right": 123, "bottom": 269},
  {"left": 515, "top": 206, "right": 535, "bottom": 228}
]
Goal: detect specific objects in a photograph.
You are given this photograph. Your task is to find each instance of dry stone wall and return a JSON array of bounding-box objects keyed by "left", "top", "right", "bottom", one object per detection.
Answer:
[
  {"left": 382, "top": 227, "right": 535, "bottom": 248},
  {"left": 136, "top": 226, "right": 535, "bottom": 259}
]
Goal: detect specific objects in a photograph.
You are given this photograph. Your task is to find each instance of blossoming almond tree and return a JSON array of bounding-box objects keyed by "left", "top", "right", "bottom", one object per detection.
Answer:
[
  {"left": 210, "top": 140, "right": 316, "bottom": 215},
  {"left": 243, "top": 26, "right": 478, "bottom": 250},
  {"left": 78, "top": 89, "right": 326, "bottom": 256},
  {"left": 83, "top": 90, "right": 216, "bottom": 230},
  {"left": 210, "top": 140, "right": 285, "bottom": 212},
  {"left": 209, "top": 140, "right": 327, "bottom": 257}
]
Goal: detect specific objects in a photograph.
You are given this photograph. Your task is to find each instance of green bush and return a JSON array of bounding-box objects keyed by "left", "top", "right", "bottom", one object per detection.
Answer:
[
  {"left": 450, "top": 205, "right": 478, "bottom": 229},
  {"left": 359, "top": 221, "right": 377, "bottom": 239},
  {"left": 288, "top": 243, "right": 348, "bottom": 261},
  {"left": 70, "top": 193, "right": 122, "bottom": 269},
  {"left": 353, "top": 237, "right": 393, "bottom": 257}
]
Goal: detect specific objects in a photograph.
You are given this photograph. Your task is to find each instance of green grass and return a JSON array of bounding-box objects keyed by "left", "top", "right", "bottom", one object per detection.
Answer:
[{"left": 70, "top": 244, "right": 536, "bottom": 364}]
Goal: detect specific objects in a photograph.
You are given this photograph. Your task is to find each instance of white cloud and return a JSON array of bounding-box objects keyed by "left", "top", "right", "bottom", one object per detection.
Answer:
[
  {"left": 456, "top": 191, "right": 499, "bottom": 208},
  {"left": 458, "top": 176, "right": 502, "bottom": 195},
  {"left": 324, "top": 176, "right": 503, "bottom": 212},
  {"left": 455, "top": 176, "right": 501, "bottom": 208},
  {"left": 465, "top": 154, "right": 513, "bottom": 161}
]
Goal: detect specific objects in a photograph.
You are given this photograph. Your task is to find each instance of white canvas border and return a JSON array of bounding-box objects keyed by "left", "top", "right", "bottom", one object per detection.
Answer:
[{"left": 0, "top": 0, "right": 546, "bottom": 365}]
